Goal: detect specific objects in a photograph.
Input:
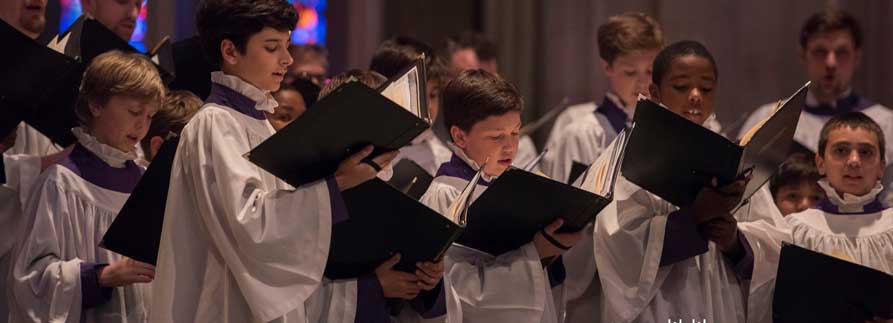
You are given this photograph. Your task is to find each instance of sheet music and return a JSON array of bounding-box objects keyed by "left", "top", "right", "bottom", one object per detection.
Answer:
[{"left": 448, "top": 161, "right": 487, "bottom": 226}]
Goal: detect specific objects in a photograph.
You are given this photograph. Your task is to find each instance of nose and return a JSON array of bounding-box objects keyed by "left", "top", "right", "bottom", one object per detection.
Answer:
[
  {"left": 795, "top": 198, "right": 812, "bottom": 213},
  {"left": 846, "top": 150, "right": 862, "bottom": 168},
  {"left": 281, "top": 47, "right": 294, "bottom": 67},
  {"left": 825, "top": 52, "right": 838, "bottom": 69},
  {"left": 688, "top": 88, "right": 702, "bottom": 106}
]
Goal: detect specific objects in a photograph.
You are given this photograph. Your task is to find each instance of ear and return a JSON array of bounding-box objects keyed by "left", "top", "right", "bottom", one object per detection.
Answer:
[
  {"left": 221, "top": 39, "right": 240, "bottom": 66},
  {"left": 798, "top": 47, "right": 808, "bottom": 65},
  {"left": 648, "top": 83, "right": 661, "bottom": 103},
  {"left": 600, "top": 58, "right": 612, "bottom": 76},
  {"left": 450, "top": 126, "right": 467, "bottom": 149},
  {"left": 815, "top": 152, "right": 826, "bottom": 176},
  {"left": 88, "top": 100, "right": 103, "bottom": 118},
  {"left": 149, "top": 136, "right": 164, "bottom": 161}
]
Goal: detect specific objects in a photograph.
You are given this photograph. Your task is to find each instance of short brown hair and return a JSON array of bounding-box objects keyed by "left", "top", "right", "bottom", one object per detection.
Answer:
[
  {"left": 800, "top": 8, "right": 863, "bottom": 49},
  {"left": 318, "top": 69, "right": 387, "bottom": 99},
  {"left": 140, "top": 90, "right": 203, "bottom": 153},
  {"left": 818, "top": 112, "right": 886, "bottom": 163},
  {"left": 442, "top": 69, "right": 522, "bottom": 135},
  {"left": 598, "top": 12, "right": 664, "bottom": 64},
  {"left": 76, "top": 50, "right": 166, "bottom": 126}
]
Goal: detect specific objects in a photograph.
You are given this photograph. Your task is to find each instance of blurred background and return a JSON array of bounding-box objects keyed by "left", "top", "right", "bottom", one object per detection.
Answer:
[{"left": 38, "top": 0, "right": 893, "bottom": 146}]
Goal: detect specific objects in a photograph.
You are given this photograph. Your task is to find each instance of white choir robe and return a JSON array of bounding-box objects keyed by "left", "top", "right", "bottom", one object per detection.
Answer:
[
  {"left": 9, "top": 128, "right": 150, "bottom": 323},
  {"left": 1, "top": 153, "right": 41, "bottom": 320},
  {"left": 7, "top": 122, "right": 63, "bottom": 156},
  {"left": 419, "top": 147, "right": 563, "bottom": 323},
  {"left": 305, "top": 276, "right": 446, "bottom": 323},
  {"left": 393, "top": 130, "right": 452, "bottom": 176},
  {"left": 593, "top": 175, "right": 787, "bottom": 323},
  {"left": 787, "top": 180, "right": 893, "bottom": 274},
  {"left": 739, "top": 92, "right": 893, "bottom": 206},
  {"left": 150, "top": 72, "right": 339, "bottom": 323}
]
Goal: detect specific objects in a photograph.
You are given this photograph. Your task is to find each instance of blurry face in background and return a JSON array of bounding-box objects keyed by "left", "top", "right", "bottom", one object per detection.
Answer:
[
  {"left": 285, "top": 61, "right": 327, "bottom": 86},
  {"left": 0, "top": 0, "right": 47, "bottom": 39},
  {"left": 426, "top": 81, "right": 440, "bottom": 123},
  {"left": 82, "top": 0, "right": 141, "bottom": 41},
  {"left": 267, "top": 89, "right": 306, "bottom": 131},
  {"left": 801, "top": 30, "right": 860, "bottom": 104},
  {"left": 450, "top": 112, "right": 521, "bottom": 177},
  {"left": 603, "top": 50, "right": 658, "bottom": 109},
  {"left": 649, "top": 55, "right": 717, "bottom": 126},
  {"left": 450, "top": 48, "right": 480, "bottom": 72},
  {"left": 774, "top": 181, "right": 824, "bottom": 216}
]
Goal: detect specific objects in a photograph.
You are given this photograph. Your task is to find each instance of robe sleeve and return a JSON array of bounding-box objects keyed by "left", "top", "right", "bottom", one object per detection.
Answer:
[
  {"left": 660, "top": 209, "right": 709, "bottom": 266},
  {"left": 11, "top": 171, "right": 84, "bottom": 322},
  {"left": 738, "top": 220, "right": 790, "bottom": 323},
  {"left": 2, "top": 153, "right": 40, "bottom": 204},
  {"left": 593, "top": 178, "right": 671, "bottom": 322},
  {"left": 181, "top": 109, "right": 342, "bottom": 321}
]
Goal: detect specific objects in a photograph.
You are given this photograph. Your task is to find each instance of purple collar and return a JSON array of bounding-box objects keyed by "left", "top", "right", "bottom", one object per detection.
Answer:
[
  {"left": 435, "top": 154, "right": 491, "bottom": 186},
  {"left": 59, "top": 144, "right": 143, "bottom": 194},
  {"left": 594, "top": 96, "right": 628, "bottom": 134},
  {"left": 814, "top": 197, "right": 886, "bottom": 215},
  {"left": 206, "top": 83, "right": 267, "bottom": 120},
  {"left": 804, "top": 93, "right": 874, "bottom": 116}
]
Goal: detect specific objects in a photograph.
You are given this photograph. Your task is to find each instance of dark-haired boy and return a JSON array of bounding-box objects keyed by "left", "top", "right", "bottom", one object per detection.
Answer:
[
  {"left": 420, "top": 69, "right": 584, "bottom": 323},
  {"left": 150, "top": 1, "right": 395, "bottom": 322}
]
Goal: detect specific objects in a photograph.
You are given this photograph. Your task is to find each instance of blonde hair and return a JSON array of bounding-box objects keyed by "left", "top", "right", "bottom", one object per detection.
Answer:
[
  {"left": 140, "top": 90, "right": 203, "bottom": 153},
  {"left": 75, "top": 50, "right": 166, "bottom": 126},
  {"left": 597, "top": 12, "right": 664, "bottom": 64}
]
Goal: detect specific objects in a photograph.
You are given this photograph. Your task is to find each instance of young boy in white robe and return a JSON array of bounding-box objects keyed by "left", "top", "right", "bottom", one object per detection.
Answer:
[
  {"left": 541, "top": 12, "right": 664, "bottom": 184},
  {"left": 593, "top": 41, "right": 766, "bottom": 323},
  {"left": 537, "top": 13, "right": 665, "bottom": 323},
  {"left": 149, "top": 1, "right": 396, "bottom": 322},
  {"left": 419, "top": 69, "right": 585, "bottom": 323},
  {"left": 738, "top": 9, "right": 893, "bottom": 207},
  {"left": 9, "top": 50, "right": 165, "bottom": 323},
  {"left": 787, "top": 112, "right": 893, "bottom": 274},
  {"left": 369, "top": 36, "right": 453, "bottom": 176},
  {"left": 305, "top": 70, "right": 447, "bottom": 323}
]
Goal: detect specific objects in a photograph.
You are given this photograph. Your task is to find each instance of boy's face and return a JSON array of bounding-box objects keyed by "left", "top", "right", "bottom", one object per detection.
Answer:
[
  {"left": 774, "top": 181, "right": 824, "bottom": 216},
  {"left": 451, "top": 111, "right": 521, "bottom": 177},
  {"left": 0, "top": 0, "right": 46, "bottom": 39},
  {"left": 82, "top": 0, "right": 141, "bottom": 41},
  {"left": 602, "top": 49, "right": 658, "bottom": 108},
  {"left": 268, "top": 89, "right": 306, "bottom": 131},
  {"left": 816, "top": 126, "right": 885, "bottom": 196},
  {"left": 88, "top": 94, "right": 156, "bottom": 153},
  {"left": 222, "top": 27, "right": 293, "bottom": 92},
  {"left": 801, "top": 30, "right": 860, "bottom": 103},
  {"left": 649, "top": 55, "right": 716, "bottom": 126}
]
